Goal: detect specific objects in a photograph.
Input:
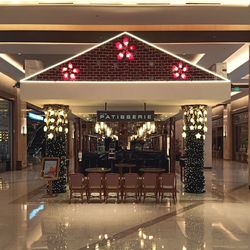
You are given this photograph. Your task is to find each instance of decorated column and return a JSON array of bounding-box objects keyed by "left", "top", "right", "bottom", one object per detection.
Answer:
[
  {"left": 43, "top": 104, "right": 69, "bottom": 193},
  {"left": 182, "top": 105, "right": 208, "bottom": 193}
]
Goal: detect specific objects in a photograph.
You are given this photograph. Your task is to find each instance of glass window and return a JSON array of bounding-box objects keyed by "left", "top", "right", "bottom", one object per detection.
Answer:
[{"left": 0, "top": 98, "right": 12, "bottom": 172}]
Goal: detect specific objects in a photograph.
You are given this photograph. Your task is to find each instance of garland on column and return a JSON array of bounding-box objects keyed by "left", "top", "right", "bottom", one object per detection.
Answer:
[
  {"left": 44, "top": 105, "right": 69, "bottom": 193},
  {"left": 182, "top": 105, "right": 208, "bottom": 193}
]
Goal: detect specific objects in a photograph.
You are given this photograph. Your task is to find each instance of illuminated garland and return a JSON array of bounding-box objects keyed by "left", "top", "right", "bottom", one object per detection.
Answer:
[
  {"left": 182, "top": 105, "right": 208, "bottom": 193},
  {"left": 44, "top": 104, "right": 69, "bottom": 193},
  {"left": 43, "top": 105, "right": 69, "bottom": 139}
]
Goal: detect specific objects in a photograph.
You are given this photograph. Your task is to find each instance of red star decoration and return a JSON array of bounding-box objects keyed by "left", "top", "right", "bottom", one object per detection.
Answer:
[
  {"left": 172, "top": 61, "right": 189, "bottom": 80},
  {"left": 115, "top": 37, "right": 136, "bottom": 61},
  {"left": 61, "top": 62, "right": 80, "bottom": 81}
]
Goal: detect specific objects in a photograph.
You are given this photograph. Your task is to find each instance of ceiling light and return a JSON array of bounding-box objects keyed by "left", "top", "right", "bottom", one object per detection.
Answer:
[
  {"left": 0, "top": 53, "right": 25, "bottom": 73},
  {"left": 224, "top": 43, "right": 249, "bottom": 73}
]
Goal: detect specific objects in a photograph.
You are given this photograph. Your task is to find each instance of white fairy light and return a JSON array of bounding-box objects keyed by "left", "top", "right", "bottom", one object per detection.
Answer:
[
  {"left": 195, "top": 133, "right": 201, "bottom": 139},
  {"left": 189, "top": 125, "right": 194, "bottom": 130}
]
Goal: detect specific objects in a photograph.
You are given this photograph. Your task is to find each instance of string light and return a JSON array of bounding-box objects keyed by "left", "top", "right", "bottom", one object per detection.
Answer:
[{"left": 43, "top": 105, "right": 69, "bottom": 139}]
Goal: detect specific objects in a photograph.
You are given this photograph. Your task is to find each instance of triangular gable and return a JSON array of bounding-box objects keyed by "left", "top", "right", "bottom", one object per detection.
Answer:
[{"left": 21, "top": 32, "right": 229, "bottom": 83}]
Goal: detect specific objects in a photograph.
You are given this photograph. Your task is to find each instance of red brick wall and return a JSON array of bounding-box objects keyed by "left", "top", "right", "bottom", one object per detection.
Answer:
[{"left": 32, "top": 34, "right": 219, "bottom": 82}]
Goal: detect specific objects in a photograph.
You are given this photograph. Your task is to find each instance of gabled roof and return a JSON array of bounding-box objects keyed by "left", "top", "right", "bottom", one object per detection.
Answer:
[{"left": 21, "top": 32, "right": 229, "bottom": 83}]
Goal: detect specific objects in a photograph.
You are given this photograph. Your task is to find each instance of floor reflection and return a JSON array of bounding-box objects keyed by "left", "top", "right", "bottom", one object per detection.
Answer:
[{"left": 0, "top": 160, "right": 249, "bottom": 250}]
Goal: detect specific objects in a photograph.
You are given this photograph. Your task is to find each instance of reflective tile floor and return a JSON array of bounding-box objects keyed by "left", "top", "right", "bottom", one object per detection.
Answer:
[{"left": 0, "top": 159, "right": 249, "bottom": 250}]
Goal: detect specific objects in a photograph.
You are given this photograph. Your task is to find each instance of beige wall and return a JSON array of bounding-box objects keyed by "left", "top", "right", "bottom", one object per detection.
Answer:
[{"left": 0, "top": 72, "right": 27, "bottom": 170}]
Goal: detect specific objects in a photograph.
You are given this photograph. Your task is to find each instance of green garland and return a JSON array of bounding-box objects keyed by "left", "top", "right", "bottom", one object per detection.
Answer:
[
  {"left": 45, "top": 129, "right": 67, "bottom": 193},
  {"left": 182, "top": 105, "right": 207, "bottom": 193}
]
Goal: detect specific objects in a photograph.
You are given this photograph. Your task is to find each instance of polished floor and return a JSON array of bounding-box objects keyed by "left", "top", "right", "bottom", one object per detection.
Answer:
[{"left": 0, "top": 159, "right": 249, "bottom": 250}]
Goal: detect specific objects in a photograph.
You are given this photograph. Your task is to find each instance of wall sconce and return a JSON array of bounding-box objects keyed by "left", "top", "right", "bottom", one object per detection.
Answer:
[
  {"left": 223, "top": 124, "right": 227, "bottom": 137},
  {"left": 21, "top": 117, "right": 27, "bottom": 135}
]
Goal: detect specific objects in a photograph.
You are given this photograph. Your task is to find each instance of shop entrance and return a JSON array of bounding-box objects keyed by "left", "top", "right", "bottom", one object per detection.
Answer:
[
  {"left": 20, "top": 32, "right": 230, "bottom": 194},
  {"left": 74, "top": 109, "right": 171, "bottom": 174}
]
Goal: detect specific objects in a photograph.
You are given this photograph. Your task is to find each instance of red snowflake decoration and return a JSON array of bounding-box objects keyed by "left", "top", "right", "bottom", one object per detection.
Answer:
[
  {"left": 115, "top": 37, "right": 136, "bottom": 61},
  {"left": 172, "top": 61, "right": 189, "bottom": 80},
  {"left": 61, "top": 62, "right": 80, "bottom": 80}
]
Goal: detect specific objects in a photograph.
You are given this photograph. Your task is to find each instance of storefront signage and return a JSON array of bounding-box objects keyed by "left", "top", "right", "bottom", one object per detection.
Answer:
[
  {"left": 28, "top": 112, "right": 44, "bottom": 121},
  {"left": 97, "top": 111, "right": 154, "bottom": 122}
]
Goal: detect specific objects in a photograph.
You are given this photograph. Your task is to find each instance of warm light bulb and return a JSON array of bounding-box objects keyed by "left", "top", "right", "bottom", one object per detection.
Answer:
[
  {"left": 117, "top": 52, "right": 124, "bottom": 60},
  {"left": 123, "top": 37, "right": 129, "bottom": 47},
  {"left": 182, "top": 132, "right": 186, "bottom": 138},
  {"left": 195, "top": 133, "right": 201, "bottom": 139},
  {"left": 100, "top": 122, "right": 104, "bottom": 130},
  {"left": 43, "top": 126, "right": 47, "bottom": 132},
  {"left": 151, "top": 123, "right": 156, "bottom": 133},
  {"left": 65, "top": 128, "right": 69, "bottom": 134},
  {"left": 115, "top": 41, "right": 123, "bottom": 50},
  {"left": 48, "top": 133, "right": 54, "bottom": 139},
  {"left": 58, "top": 126, "right": 63, "bottom": 132}
]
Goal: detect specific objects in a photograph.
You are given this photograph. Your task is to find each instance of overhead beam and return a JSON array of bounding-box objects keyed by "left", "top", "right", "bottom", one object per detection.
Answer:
[
  {"left": 1, "top": 24, "right": 250, "bottom": 31},
  {"left": 0, "top": 31, "right": 250, "bottom": 43}
]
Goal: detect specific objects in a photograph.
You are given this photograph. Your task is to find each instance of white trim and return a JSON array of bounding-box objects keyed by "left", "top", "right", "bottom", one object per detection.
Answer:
[
  {"left": 21, "top": 80, "right": 229, "bottom": 84},
  {"left": 21, "top": 31, "right": 229, "bottom": 83}
]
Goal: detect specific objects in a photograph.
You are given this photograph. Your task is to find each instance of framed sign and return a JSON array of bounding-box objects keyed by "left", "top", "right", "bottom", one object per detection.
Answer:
[
  {"left": 41, "top": 157, "right": 60, "bottom": 179},
  {"left": 97, "top": 111, "right": 154, "bottom": 122}
]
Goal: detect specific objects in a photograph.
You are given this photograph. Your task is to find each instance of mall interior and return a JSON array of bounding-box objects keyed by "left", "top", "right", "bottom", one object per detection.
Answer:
[{"left": 0, "top": 1, "right": 250, "bottom": 250}]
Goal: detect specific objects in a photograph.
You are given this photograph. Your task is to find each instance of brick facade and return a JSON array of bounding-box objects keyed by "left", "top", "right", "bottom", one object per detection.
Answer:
[{"left": 30, "top": 33, "right": 220, "bottom": 82}]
